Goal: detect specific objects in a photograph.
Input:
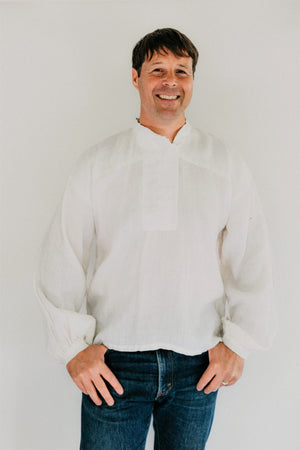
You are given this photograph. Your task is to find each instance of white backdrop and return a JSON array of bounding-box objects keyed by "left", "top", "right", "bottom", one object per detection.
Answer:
[{"left": 1, "top": 1, "right": 299, "bottom": 449}]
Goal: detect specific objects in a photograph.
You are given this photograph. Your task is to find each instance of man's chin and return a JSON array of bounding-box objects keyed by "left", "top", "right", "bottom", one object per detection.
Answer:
[{"left": 155, "top": 108, "right": 182, "bottom": 121}]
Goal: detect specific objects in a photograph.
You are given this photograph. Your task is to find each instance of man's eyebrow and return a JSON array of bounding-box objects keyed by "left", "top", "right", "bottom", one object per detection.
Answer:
[
  {"left": 149, "top": 62, "right": 190, "bottom": 70},
  {"left": 149, "top": 61, "right": 164, "bottom": 66}
]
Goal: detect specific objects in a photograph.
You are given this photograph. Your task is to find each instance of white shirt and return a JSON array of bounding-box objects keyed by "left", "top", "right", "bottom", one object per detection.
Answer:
[{"left": 35, "top": 121, "right": 274, "bottom": 364}]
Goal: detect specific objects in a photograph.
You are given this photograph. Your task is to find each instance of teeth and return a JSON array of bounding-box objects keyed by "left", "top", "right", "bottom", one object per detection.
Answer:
[{"left": 158, "top": 95, "right": 178, "bottom": 99}]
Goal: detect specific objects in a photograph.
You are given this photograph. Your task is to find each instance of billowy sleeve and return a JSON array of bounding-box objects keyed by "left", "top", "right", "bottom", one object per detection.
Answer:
[
  {"left": 219, "top": 152, "right": 276, "bottom": 359},
  {"left": 35, "top": 150, "right": 97, "bottom": 365}
]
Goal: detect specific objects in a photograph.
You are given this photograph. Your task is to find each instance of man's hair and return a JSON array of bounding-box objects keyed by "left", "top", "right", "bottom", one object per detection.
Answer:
[{"left": 132, "top": 28, "right": 199, "bottom": 77}]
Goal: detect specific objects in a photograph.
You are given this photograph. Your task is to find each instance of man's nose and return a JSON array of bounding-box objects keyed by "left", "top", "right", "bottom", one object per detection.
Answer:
[{"left": 162, "top": 72, "right": 177, "bottom": 87}]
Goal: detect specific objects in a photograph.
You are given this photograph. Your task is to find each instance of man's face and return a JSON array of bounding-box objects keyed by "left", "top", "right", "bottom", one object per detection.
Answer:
[{"left": 132, "top": 50, "right": 194, "bottom": 125}]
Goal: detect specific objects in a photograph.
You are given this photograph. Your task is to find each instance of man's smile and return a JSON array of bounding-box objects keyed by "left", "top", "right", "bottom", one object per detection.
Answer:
[{"left": 156, "top": 94, "right": 180, "bottom": 100}]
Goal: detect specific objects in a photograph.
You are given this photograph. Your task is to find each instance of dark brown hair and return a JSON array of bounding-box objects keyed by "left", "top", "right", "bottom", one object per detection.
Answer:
[{"left": 132, "top": 28, "right": 199, "bottom": 76}]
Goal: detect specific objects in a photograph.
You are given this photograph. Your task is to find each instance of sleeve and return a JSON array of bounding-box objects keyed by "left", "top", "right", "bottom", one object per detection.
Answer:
[
  {"left": 34, "top": 149, "right": 97, "bottom": 365},
  {"left": 219, "top": 152, "right": 277, "bottom": 359}
]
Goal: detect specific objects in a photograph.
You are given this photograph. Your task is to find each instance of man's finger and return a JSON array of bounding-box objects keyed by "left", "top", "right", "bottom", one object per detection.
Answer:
[
  {"left": 204, "top": 376, "right": 222, "bottom": 394},
  {"left": 224, "top": 378, "right": 236, "bottom": 387},
  {"left": 76, "top": 380, "right": 88, "bottom": 395},
  {"left": 92, "top": 374, "right": 115, "bottom": 406},
  {"left": 83, "top": 380, "right": 102, "bottom": 406},
  {"left": 196, "top": 366, "right": 216, "bottom": 391},
  {"left": 101, "top": 365, "right": 124, "bottom": 396}
]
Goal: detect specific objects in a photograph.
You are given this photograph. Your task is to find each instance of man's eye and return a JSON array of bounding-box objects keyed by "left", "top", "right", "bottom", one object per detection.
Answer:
[
  {"left": 177, "top": 70, "right": 187, "bottom": 74},
  {"left": 153, "top": 68, "right": 162, "bottom": 72}
]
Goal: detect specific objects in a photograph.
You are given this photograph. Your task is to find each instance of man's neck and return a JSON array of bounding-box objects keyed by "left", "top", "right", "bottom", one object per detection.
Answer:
[{"left": 137, "top": 117, "right": 186, "bottom": 143}]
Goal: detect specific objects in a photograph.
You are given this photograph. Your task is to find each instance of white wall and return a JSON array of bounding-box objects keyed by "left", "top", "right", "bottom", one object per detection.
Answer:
[{"left": 1, "top": 1, "right": 299, "bottom": 449}]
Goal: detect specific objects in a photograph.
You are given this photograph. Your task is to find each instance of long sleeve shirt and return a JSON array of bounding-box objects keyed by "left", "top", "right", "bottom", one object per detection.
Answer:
[{"left": 35, "top": 121, "right": 275, "bottom": 365}]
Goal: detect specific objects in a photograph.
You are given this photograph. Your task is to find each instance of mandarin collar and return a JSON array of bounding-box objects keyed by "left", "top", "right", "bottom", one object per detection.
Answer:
[{"left": 133, "top": 120, "right": 192, "bottom": 151}]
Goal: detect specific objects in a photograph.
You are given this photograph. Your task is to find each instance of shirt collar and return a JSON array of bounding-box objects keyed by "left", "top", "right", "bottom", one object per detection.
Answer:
[{"left": 133, "top": 119, "right": 192, "bottom": 151}]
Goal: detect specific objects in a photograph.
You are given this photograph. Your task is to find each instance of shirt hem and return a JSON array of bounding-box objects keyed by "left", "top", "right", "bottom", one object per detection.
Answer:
[{"left": 93, "top": 339, "right": 221, "bottom": 357}]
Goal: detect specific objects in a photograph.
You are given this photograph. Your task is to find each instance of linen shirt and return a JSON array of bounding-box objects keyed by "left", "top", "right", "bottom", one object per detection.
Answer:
[{"left": 35, "top": 121, "right": 274, "bottom": 364}]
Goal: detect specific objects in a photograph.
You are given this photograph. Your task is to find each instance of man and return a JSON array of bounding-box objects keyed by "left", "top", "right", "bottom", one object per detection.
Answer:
[{"left": 36, "top": 28, "right": 274, "bottom": 449}]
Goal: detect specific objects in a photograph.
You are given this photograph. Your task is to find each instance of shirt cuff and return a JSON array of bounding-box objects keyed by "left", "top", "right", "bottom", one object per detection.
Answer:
[
  {"left": 61, "top": 339, "right": 91, "bottom": 365},
  {"left": 221, "top": 318, "right": 260, "bottom": 359}
]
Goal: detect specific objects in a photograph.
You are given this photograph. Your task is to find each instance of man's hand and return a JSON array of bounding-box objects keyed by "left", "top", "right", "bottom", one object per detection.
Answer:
[
  {"left": 66, "top": 344, "right": 124, "bottom": 406},
  {"left": 196, "top": 342, "right": 244, "bottom": 394}
]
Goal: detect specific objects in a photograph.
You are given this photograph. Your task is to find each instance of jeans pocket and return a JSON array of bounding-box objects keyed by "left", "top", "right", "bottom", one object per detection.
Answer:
[
  {"left": 103, "top": 347, "right": 111, "bottom": 360},
  {"left": 197, "top": 350, "right": 209, "bottom": 366},
  {"left": 104, "top": 347, "right": 116, "bottom": 362}
]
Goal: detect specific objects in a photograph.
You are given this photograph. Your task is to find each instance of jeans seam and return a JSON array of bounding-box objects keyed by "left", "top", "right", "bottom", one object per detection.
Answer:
[
  {"left": 170, "top": 351, "right": 174, "bottom": 391},
  {"left": 154, "top": 415, "right": 161, "bottom": 450}
]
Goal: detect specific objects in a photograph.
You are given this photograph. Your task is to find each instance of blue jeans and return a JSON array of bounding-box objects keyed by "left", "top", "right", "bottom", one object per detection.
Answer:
[{"left": 80, "top": 349, "right": 218, "bottom": 449}]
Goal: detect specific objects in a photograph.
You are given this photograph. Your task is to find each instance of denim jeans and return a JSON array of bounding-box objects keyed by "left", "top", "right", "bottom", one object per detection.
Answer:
[{"left": 80, "top": 349, "right": 218, "bottom": 450}]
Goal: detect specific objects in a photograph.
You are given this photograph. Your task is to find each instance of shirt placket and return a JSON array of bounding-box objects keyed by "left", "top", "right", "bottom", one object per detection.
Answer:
[{"left": 142, "top": 145, "right": 179, "bottom": 231}]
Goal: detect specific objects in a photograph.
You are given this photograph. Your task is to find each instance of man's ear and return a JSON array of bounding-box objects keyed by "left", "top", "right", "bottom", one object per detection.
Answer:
[{"left": 132, "top": 68, "right": 139, "bottom": 90}]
